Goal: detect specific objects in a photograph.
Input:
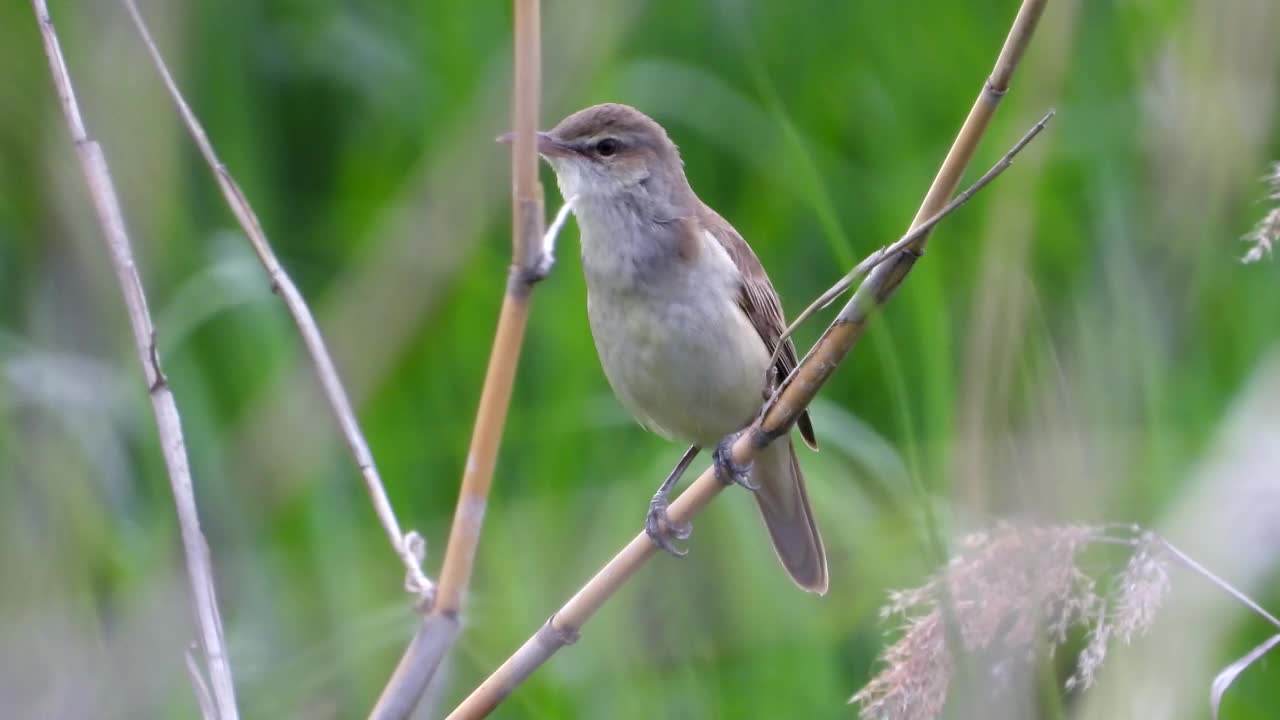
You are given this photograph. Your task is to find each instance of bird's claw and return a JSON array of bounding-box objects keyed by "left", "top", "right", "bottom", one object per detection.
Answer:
[
  {"left": 645, "top": 495, "right": 692, "bottom": 557},
  {"left": 714, "top": 432, "right": 757, "bottom": 490}
]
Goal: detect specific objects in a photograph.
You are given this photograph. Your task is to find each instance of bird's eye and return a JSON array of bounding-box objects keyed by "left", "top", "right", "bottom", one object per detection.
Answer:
[{"left": 595, "top": 138, "right": 620, "bottom": 157}]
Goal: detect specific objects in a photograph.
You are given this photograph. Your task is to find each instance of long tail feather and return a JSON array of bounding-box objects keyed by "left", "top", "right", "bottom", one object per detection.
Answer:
[{"left": 752, "top": 440, "right": 828, "bottom": 594}]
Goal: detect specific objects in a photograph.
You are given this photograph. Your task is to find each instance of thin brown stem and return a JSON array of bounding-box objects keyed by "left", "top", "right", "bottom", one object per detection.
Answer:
[
  {"left": 1157, "top": 536, "right": 1280, "bottom": 630},
  {"left": 770, "top": 109, "right": 1054, "bottom": 368},
  {"left": 119, "top": 0, "right": 434, "bottom": 605},
  {"left": 32, "top": 2, "right": 239, "bottom": 717},
  {"left": 447, "top": 1, "right": 1050, "bottom": 716},
  {"left": 369, "top": 1, "right": 549, "bottom": 717}
]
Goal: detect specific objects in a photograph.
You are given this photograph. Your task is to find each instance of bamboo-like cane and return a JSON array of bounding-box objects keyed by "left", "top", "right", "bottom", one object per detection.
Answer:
[
  {"left": 368, "top": 1, "right": 549, "bottom": 717},
  {"left": 446, "top": 1, "right": 1050, "bottom": 717},
  {"left": 31, "top": 2, "right": 240, "bottom": 718},
  {"left": 118, "top": 0, "right": 434, "bottom": 607}
]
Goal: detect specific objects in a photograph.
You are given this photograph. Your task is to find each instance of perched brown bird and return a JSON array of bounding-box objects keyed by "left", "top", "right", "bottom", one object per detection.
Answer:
[{"left": 528, "top": 103, "right": 826, "bottom": 593}]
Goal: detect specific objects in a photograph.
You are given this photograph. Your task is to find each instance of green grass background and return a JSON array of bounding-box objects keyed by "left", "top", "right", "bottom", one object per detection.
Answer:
[{"left": 1, "top": 0, "right": 1278, "bottom": 718}]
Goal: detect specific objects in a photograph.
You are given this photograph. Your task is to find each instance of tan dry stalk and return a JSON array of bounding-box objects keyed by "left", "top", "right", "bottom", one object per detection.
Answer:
[
  {"left": 446, "top": 1, "right": 1050, "bottom": 717},
  {"left": 368, "top": 1, "right": 548, "bottom": 717},
  {"left": 31, "top": 2, "right": 239, "bottom": 718},
  {"left": 119, "top": 0, "right": 433, "bottom": 605}
]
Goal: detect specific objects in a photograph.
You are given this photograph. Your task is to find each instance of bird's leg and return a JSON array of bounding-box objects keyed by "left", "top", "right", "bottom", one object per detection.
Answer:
[
  {"left": 645, "top": 445, "right": 699, "bottom": 557},
  {"left": 713, "top": 430, "right": 757, "bottom": 491}
]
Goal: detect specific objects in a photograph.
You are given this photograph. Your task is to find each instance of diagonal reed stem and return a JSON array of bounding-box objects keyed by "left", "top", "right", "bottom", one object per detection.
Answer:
[
  {"left": 770, "top": 109, "right": 1054, "bottom": 368},
  {"left": 32, "top": 1, "right": 240, "bottom": 717},
  {"left": 118, "top": 0, "right": 435, "bottom": 608},
  {"left": 446, "top": 1, "right": 1050, "bottom": 717}
]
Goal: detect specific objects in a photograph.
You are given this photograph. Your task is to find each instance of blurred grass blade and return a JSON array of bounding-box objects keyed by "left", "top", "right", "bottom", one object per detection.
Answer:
[{"left": 1211, "top": 633, "right": 1280, "bottom": 720}]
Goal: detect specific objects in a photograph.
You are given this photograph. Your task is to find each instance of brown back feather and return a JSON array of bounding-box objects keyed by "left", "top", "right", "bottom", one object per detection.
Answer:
[{"left": 696, "top": 206, "right": 818, "bottom": 450}]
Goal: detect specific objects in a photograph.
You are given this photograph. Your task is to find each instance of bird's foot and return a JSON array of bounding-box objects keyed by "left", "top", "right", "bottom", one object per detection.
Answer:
[
  {"left": 645, "top": 494, "right": 692, "bottom": 557},
  {"left": 714, "top": 432, "right": 757, "bottom": 491}
]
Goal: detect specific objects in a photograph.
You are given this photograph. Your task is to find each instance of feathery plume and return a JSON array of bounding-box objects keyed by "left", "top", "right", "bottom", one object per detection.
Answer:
[
  {"left": 852, "top": 524, "right": 1171, "bottom": 719},
  {"left": 1242, "top": 162, "right": 1280, "bottom": 263}
]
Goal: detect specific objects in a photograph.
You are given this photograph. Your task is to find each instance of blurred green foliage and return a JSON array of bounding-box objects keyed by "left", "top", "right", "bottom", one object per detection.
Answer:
[{"left": 1, "top": 0, "right": 1278, "bottom": 718}]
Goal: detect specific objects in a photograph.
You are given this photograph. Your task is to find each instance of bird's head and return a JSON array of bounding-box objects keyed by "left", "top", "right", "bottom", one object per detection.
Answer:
[{"left": 501, "top": 103, "right": 689, "bottom": 206}]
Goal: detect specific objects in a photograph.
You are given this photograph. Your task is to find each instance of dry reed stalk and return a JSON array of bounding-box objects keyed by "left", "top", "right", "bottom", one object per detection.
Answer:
[
  {"left": 446, "top": 2, "right": 1050, "bottom": 717},
  {"left": 31, "top": 1, "right": 239, "bottom": 717},
  {"left": 369, "top": 1, "right": 550, "bottom": 717},
  {"left": 118, "top": 0, "right": 434, "bottom": 607}
]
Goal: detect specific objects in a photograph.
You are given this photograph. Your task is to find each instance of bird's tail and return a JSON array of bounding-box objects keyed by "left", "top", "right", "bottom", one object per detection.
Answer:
[{"left": 752, "top": 439, "right": 828, "bottom": 594}]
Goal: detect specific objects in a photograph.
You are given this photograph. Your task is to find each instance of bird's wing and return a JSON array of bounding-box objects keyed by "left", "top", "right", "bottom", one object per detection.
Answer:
[{"left": 698, "top": 208, "right": 817, "bottom": 450}]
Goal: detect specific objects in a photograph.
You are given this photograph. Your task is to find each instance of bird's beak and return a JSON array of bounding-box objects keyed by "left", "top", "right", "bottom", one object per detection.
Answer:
[{"left": 495, "top": 131, "right": 576, "bottom": 159}]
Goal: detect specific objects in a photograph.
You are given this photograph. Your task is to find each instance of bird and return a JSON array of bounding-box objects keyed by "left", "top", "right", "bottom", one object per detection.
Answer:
[{"left": 519, "top": 102, "right": 826, "bottom": 594}]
